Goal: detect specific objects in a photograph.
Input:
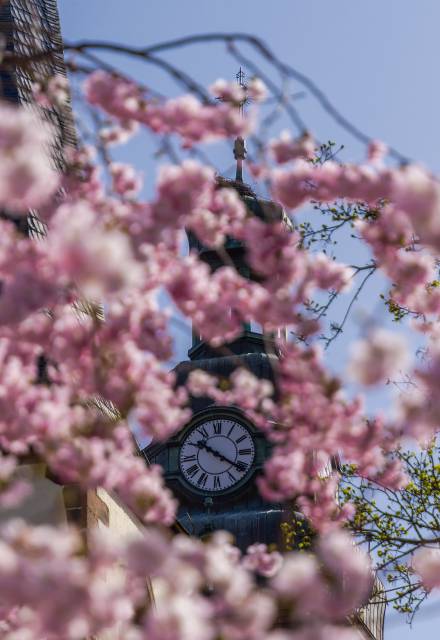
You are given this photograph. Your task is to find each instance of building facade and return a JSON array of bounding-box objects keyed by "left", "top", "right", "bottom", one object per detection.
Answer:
[
  {"left": 0, "top": 0, "right": 76, "bottom": 157},
  {"left": 0, "top": 0, "right": 76, "bottom": 236}
]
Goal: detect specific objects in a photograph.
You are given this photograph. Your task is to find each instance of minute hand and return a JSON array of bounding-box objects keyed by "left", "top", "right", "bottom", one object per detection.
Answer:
[{"left": 196, "top": 440, "right": 244, "bottom": 471}]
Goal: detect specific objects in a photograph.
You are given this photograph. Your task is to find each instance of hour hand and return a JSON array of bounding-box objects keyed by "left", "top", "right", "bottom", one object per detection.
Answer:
[
  {"left": 196, "top": 440, "right": 244, "bottom": 471},
  {"left": 196, "top": 439, "right": 227, "bottom": 462},
  {"left": 196, "top": 439, "right": 222, "bottom": 458}
]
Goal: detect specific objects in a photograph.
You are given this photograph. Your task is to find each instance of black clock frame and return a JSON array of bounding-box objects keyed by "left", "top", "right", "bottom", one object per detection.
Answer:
[{"left": 146, "top": 405, "right": 269, "bottom": 502}]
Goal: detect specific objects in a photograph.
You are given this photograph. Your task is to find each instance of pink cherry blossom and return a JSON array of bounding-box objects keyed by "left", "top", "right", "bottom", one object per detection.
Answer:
[
  {"left": 187, "top": 187, "right": 246, "bottom": 248},
  {"left": 348, "top": 328, "right": 410, "bottom": 386},
  {"left": 308, "top": 253, "right": 353, "bottom": 292},
  {"left": 0, "top": 520, "right": 131, "bottom": 638},
  {"left": 84, "top": 70, "right": 251, "bottom": 146},
  {"left": 242, "top": 544, "right": 283, "bottom": 577},
  {"left": 100, "top": 119, "right": 139, "bottom": 146},
  {"left": 48, "top": 200, "right": 143, "bottom": 297},
  {"left": 209, "top": 78, "right": 245, "bottom": 104},
  {"left": 243, "top": 218, "right": 305, "bottom": 289},
  {"left": 391, "top": 164, "right": 440, "bottom": 251},
  {"left": 271, "top": 159, "right": 315, "bottom": 209},
  {"left": 0, "top": 221, "right": 59, "bottom": 325},
  {"left": 2, "top": 68, "right": 440, "bottom": 639},
  {"left": 271, "top": 530, "right": 372, "bottom": 620},
  {"left": 110, "top": 162, "right": 143, "bottom": 197},
  {"left": 143, "top": 591, "right": 213, "bottom": 640},
  {"left": 84, "top": 70, "right": 142, "bottom": 120},
  {"left": 412, "top": 547, "right": 440, "bottom": 591},
  {"left": 367, "top": 139, "right": 388, "bottom": 165},
  {"left": 270, "top": 131, "right": 315, "bottom": 164},
  {"left": 247, "top": 77, "right": 268, "bottom": 103},
  {"left": 151, "top": 160, "right": 215, "bottom": 237},
  {"left": 187, "top": 369, "right": 220, "bottom": 398},
  {"left": 0, "top": 103, "right": 59, "bottom": 212},
  {"left": 32, "top": 73, "right": 69, "bottom": 108}
]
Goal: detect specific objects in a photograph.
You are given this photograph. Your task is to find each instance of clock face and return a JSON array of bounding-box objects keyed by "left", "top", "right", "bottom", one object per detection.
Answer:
[{"left": 179, "top": 417, "right": 255, "bottom": 493}]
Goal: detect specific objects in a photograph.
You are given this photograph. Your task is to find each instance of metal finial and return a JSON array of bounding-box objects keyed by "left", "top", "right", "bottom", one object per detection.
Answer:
[
  {"left": 235, "top": 67, "right": 248, "bottom": 116},
  {"left": 234, "top": 68, "right": 247, "bottom": 182},
  {"left": 233, "top": 137, "right": 246, "bottom": 182},
  {"left": 236, "top": 66, "right": 246, "bottom": 88}
]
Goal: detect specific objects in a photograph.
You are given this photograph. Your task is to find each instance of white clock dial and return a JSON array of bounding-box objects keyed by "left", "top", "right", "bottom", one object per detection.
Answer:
[{"left": 179, "top": 418, "right": 255, "bottom": 492}]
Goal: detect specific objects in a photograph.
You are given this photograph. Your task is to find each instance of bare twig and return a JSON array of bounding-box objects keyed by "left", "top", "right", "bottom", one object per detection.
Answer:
[{"left": 4, "top": 32, "right": 410, "bottom": 161}]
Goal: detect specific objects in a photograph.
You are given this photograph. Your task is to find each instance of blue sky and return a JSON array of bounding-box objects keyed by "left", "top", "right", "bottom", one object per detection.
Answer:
[{"left": 58, "top": 2, "right": 440, "bottom": 637}]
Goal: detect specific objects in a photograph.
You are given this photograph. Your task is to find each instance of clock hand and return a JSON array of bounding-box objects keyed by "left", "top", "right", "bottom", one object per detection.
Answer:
[
  {"left": 202, "top": 443, "right": 238, "bottom": 467},
  {"left": 195, "top": 439, "right": 228, "bottom": 461},
  {"left": 195, "top": 439, "right": 244, "bottom": 471}
]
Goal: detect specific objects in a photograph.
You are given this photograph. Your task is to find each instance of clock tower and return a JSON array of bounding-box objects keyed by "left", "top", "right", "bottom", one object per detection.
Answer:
[
  {"left": 144, "top": 128, "right": 301, "bottom": 550},
  {"left": 142, "top": 122, "right": 386, "bottom": 640}
]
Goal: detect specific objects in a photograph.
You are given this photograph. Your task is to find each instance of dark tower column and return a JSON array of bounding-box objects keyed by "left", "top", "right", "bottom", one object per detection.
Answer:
[{"left": 145, "top": 111, "right": 303, "bottom": 549}]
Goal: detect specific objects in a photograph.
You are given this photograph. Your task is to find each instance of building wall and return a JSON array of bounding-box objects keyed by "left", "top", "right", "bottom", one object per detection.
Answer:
[
  {"left": 0, "top": 0, "right": 76, "bottom": 236},
  {"left": 355, "top": 575, "right": 386, "bottom": 640},
  {"left": 0, "top": 0, "right": 76, "bottom": 156},
  {"left": 88, "top": 489, "right": 154, "bottom": 640},
  {"left": 0, "top": 463, "right": 67, "bottom": 526}
]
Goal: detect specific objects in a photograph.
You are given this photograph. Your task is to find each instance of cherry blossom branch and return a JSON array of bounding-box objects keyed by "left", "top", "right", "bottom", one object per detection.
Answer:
[
  {"left": 3, "top": 31, "right": 410, "bottom": 160},
  {"left": 323, "top": 266, "right": 376, "bottom": 349}
]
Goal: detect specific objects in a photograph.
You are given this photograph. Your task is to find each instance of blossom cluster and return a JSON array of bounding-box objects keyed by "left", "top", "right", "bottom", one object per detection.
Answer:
[
  {"left": 0, "top": 522, "right": 372, "bottom": 640},
  {"left": 0, "top": 103, "right": 59, "bottom": 212},
  {"left": 269, "top": 145, "right": 440, "bottom": 447},
  {"left": 412, "top": 546, "right": 440, "bottom": 591},
  {"left": 0, "top": 93, "right": 434, "bottom": 522},
  {"left": 0, "top": 64, "right": 440, "bottom": 635},
  {"left": 84, "top": 70, "right": 252, "bottom": 146}
]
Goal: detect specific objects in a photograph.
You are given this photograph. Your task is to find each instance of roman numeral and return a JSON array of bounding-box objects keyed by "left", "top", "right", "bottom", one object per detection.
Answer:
[
  {"left": 238, "top": 448, "right": 252, "bottom": 456},
  {"left": 199, "top": 426, "right": 208, "bottom": 438},
  {"left": 227, "top": 471, "right": 236, "bottom": 482},
  {"left": 236, "top": 461, "right": 247, "bottom": 472},
  {"left": 197, "top": 472, "right": 208, "bottom": 487},
  {"left": 227, "top": 424, "right": 235, "bottom": 437},
  {"left": 213, "top": 476, "right": 221, "bottom": 490},
  {"left": 186, "top": 464, "right": 199, "bottom": 478},
  {"left": 213, "top": 421, "right": 222, "bottom": 434},
  {"left": 235, "top": 435, "right": 246, "bottom": 444},
  {"left": 182, "top": 454, "right": 196, "bottom": 462}
]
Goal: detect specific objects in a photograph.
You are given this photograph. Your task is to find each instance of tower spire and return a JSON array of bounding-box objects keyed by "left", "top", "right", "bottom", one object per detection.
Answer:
[{"left": 233, "top": 67, "right": 247, "bottom": 183}]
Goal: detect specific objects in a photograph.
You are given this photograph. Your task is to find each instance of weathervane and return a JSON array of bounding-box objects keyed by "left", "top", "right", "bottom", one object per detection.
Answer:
[
  {"left": 233, "top": 67, "right": 247, "bottom": 182},
  {"left": 235, "top": 67, "right": 247, "bottom": 113}
]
